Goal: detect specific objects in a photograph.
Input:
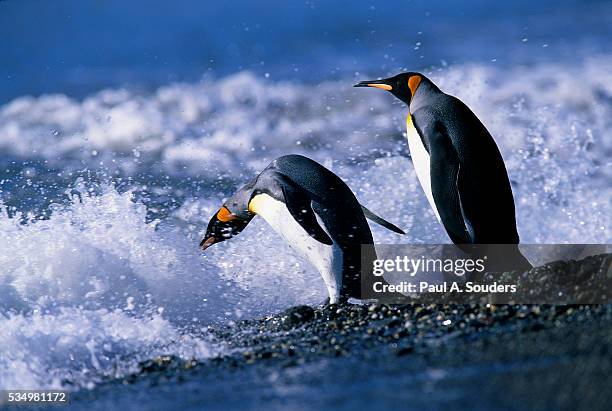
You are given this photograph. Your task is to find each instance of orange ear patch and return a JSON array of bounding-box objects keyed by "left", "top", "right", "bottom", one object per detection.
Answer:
[
  {"left": 408, "top": 75, "right": 421, "bottom": 96},
  {"left": 217, "top": 206, "right": 236, "bottom": 222}
]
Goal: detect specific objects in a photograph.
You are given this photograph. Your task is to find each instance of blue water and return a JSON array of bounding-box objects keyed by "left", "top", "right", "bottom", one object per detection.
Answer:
[
  {"left": 0, "top": 0, "right": 611, "bottom": 405},
  {"left": 2, "top": 0, "right": 611, "bottom": 103}
]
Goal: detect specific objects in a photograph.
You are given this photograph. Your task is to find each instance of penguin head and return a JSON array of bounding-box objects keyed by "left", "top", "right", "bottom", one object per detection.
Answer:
[
  {"left": 200, "top": 205, "right": 253, "bottom": 250},
  {"left": 200, "top": 186, "right": 255, "bottom": 250},
  {"left": 354, "top": 72, "right": 423, "bottom": 105}
]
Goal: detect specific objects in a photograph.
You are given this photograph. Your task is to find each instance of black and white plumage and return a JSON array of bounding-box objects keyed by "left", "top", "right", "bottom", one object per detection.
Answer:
[
  {"left": 200, "top": 154, "right": 405, "bottom": 303},
  {"left": 356, "top": 73, "right": 532, "bottom": 271}
]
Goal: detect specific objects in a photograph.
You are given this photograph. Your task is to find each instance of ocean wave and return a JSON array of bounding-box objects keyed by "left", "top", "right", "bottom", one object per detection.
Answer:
[
  {"left": 0, "top": 71, "right": 395, "bottom": 179},
  {"left": 1, "top": 56, "right": 611, "bottom": 179},
  {"left": 0, "top": 185, "right": 327, "bottom": 390},
  {"left": 0, "top": 308, "right": 213, "bottom": 390}
]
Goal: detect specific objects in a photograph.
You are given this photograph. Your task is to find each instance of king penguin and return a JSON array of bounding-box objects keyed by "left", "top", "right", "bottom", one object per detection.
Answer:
[
  {"left": 200, "top": 154, "right": 405, "bottom": 304},
  {"left": 355, "top": 73, "right": 532, "bottom": 271}
]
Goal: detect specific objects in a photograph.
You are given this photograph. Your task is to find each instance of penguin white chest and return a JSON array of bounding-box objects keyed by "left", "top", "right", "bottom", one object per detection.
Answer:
[
  {"left": 406, "top": 114, "right": 441, "bottom": 222},
  {"left": 248, "top": 193, "right": 344, "bottom": 302}
]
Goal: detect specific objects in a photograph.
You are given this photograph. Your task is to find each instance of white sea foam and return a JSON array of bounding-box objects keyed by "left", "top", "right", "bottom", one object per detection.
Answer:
[
  {"left": 1, "top": 57, "right": 611, "bottom": 182},
  {"left": 0, "top": 308, "right": 212, "bottom": 390},
  {"left": 0, "top": 72, "right": 392, "bottom": 177},
  {"left": 1, "top": 183, "right": 235, "bottom": 317},
  {"left": 0, "top": 183, "right": 335, "bottom": 390},
  {"left": 0, "top": 186, "right": 215, "bottom": 389}
]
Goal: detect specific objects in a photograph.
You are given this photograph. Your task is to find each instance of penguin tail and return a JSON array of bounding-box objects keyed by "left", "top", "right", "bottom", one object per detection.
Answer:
[
  {"left": 509, "top": 245, "right": 534, "bottom": 273},
  {"left": 360, "top": 205, "right": 406, "bottom": 235},
  {"left": 491, "top": 244, "right": 533, "bottom": 273}
]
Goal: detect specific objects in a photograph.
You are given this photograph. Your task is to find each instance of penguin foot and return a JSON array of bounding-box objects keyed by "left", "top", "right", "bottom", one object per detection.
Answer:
[{"left": 318, "top": 297, "right": 331, "bottom": 307}]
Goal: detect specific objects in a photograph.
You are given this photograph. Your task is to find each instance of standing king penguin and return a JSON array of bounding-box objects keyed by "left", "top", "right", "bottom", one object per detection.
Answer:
[
  {"left": 355, "top": 73, "right": 532, "bottom": 271},
  {"left": 200, "top": 154, "right": 405, "bottom": 304}
]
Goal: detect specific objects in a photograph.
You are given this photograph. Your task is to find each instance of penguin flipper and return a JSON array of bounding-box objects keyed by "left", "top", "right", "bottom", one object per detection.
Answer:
[
  {"left": 279, "top": 183, "right": 334, "bottom": 246},
  {"left": 360, "top": 205, "right": 405, "bottom": 235},
  {"left": 429, "top": 123, "right": 472, "bottom": 244}
]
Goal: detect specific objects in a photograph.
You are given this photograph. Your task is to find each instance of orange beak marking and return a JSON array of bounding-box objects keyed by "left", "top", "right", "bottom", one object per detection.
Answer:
[{"left": 367, "top": 83, "right": 392, "bottom": 91}]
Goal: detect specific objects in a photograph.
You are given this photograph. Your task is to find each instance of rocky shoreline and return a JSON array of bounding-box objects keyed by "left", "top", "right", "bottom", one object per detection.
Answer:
[
  {"left": 134, "top": 253, "right": 611, "bottom": 376},
  {"left": 68, "top": 254, "right": 612, "bottom": 410}
]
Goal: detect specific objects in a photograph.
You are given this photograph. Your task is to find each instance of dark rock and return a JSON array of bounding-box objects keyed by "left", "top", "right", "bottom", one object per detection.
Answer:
[{"left": 279, "top": 305, "right": 315, "bottom": 328}]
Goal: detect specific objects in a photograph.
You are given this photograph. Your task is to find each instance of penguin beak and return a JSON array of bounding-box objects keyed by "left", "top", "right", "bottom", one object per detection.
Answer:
[
  {"left": 200, "top": 236, "right": 216, "bottom": 251},
  {"left": 353, "top": 80, "right": 393, "bottom": 91}
]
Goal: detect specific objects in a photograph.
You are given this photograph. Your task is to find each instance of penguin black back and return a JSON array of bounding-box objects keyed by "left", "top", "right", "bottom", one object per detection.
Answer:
[
  {"left": 410, "top": 87, "right": 519, "bottom": 244},
  {"left": 265, "top": 155, "right": 357, "bottom": 206},
  {"left": 261, "top": 155, "right": 376, "bottom": 298},
  {"left": 411, "top": 86, "right": 519, "bottom": 243}
]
